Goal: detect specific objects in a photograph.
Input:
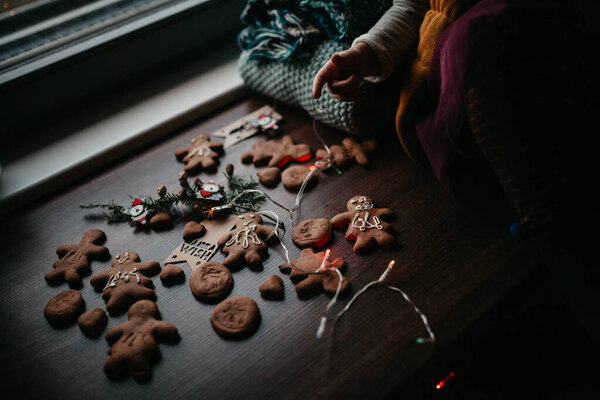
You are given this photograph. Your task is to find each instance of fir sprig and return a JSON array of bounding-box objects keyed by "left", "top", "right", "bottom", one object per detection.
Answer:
[
  {"left": 223, "top": 171, "right": 264, "bottom": 209},
  {"left": 80, "top": 172, "right": 265, "bottom": 224},
  {"left": 79, "top": 201, "right": 130, "bottom": 223}
]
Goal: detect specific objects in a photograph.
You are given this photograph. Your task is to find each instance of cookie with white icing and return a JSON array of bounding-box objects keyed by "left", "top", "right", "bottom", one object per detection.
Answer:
[
  {"left": 90, "top": 251, "right": 160, "bottom": 316},
  {"left": 331, "top": 195, "right": 396, "bottom": 254},
  {"left": 217, "top": 213, "right": 275, "bottom": 270}
]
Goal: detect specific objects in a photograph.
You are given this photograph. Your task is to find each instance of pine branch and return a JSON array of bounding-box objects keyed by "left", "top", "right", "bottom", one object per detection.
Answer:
[
  {"left": 79, "top": 201, "right": 130, "bottom": 223},
  {"left": 224, "top": 172, "right": 264, "bottom": 209}
]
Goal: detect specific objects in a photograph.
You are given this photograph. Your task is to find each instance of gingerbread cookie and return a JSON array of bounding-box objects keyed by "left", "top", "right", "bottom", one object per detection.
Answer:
[
  {"left": 280, "top": 248, "right": 349, "bottom": 299},
  {"left": 149, "top": 212, "right": 173, "bottom": 231},
  {"left": 257, "top": 167, "right": 281, "bottom": 187},
  {"left": 90, "top": 251, "right": 160, "bottom": 316},
  {"left": 183, "top": 221, "right": 206, "bottom": 242},
  {"left": 46, "top": 229, "right": 109, "bottom": 288},
  {"left": 104, "top": 300, "right": 179, "bottom": 381},
  {"left": 210, "top": 296, "right": 260, "bottom": 340},
  {"left": 44, "top": 289, "right": 85, "bottom": 327},
  {"left": 175, "top": 133, "right": 224, "bottom": 175},
  {"left": 331, "top": 195, "right": 395, "bottom": 254},
  {"left": 77, "top": 308, "right": 108, "bottom": 338},
  {"left": 281, "top": 165, "right": 318, "bottom": 192},
  {"left": 217, "top": 213, "right": 275, "bottom": 270},
  {"left": 241, "top": 135, "right": 311, "bottom": 168},
  {"left": 258, "top": 275, "right": 284, "bottom": 300},
  {"left": 160, "top": 264, "right": 186, "bottom": 286},
  {"left": 189, "top": 261, "right": 232, "bottom": 302},
  {"left": 292, "top": 218, "right": 332, "bottom": 248},
  {"left": 316, "top": 137, "right": 378, "bottom": 169}
]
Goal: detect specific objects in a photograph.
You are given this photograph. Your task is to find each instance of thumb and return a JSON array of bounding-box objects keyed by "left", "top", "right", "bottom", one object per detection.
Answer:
[{"left": 331, "top": 49, "right": 361, "bottom": 70}]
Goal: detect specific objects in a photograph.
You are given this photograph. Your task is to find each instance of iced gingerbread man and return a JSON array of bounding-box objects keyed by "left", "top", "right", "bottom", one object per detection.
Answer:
[
  {"left": 175, "top": 133, "right": 224, "bottom": 174},
  {"left": 90, "top": 251, "right": 160, "bottom": 316},
  {"left": 217, "top": 213, "right": 275, "bottom": 270},
  {"left": 331, "top": 195, "right": 396, "bottom": 254}
]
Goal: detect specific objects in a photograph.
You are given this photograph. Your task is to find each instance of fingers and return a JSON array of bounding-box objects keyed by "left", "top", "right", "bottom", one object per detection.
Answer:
[
  {"left": 327, "top": 74, "right": 362, "bottom": 102},
  {"left": 312, "top": 60, "right": 339, "bottom": 99},
  {"left": 313, "top": 48, "right": 364, "bottom": 101}
]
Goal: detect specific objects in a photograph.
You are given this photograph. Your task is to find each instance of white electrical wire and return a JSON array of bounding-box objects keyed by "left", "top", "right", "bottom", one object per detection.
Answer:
[
  {"left": 332, "top": 261, "right": 436, "bottom": 344},
  {"left": 219, "top": 160, "right": 346, "bottom": 339}
]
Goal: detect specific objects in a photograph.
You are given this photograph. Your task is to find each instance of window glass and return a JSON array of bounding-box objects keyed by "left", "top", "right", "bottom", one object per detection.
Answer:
[{"left": 0, "top": 0, "right": 210, "bottom": 74}]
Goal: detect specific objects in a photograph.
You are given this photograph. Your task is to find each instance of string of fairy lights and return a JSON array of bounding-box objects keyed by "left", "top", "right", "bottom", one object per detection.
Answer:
[{"left": 210, "top": 118, "right": 436, "bottom": 343}]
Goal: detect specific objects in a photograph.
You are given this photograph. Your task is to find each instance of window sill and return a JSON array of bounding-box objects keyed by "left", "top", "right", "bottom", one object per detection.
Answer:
[{"left": 0, "top": 42, "right": 246, "bottom": 214}]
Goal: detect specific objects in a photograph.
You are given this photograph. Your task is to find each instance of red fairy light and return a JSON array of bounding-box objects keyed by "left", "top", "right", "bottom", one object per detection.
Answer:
[
  {"left": 294, "top": 154, "right": 312, "bottom": 162},
  {"left": 435, "top": 371, "right": 455, "bottom": 390},
  {"left": 319, "top": 249, "right": 331, "bottom": 271},
  {"left": 276, "top": 156, "right": 292, "bottom": 168}
]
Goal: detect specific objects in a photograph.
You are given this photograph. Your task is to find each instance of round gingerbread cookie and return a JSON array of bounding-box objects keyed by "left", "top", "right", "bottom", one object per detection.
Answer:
[
  {"left": 77, "top": 308, "right": 108, "bottom": 338},
  {"left": 189, "top": 261, "right": 232, "bottom": 302},
  {"left": 160, "top": 264, "right": 186, "bottom": 286},
  {"left": 292, "top": 218, "right": 332, "bottom": 248},
  {"left": 210, "top": 296, "right": 260, "bottom": 339},
  {"left": 44, "top": 289, "right": 85, "bottom": 327},
  {"left": 281, "top": 165, "right": 318, "bottom": 192}
]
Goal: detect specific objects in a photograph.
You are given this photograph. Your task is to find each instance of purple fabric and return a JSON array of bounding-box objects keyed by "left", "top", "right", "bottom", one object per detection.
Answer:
[{"left": 414, "top": 0, "right": 511, "bottom": 193}]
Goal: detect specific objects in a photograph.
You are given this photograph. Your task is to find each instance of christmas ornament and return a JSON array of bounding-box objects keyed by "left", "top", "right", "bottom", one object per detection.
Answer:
[
  {"left": 80, "top": 172, "right": 264, "bottom": 228},
  {"left": 212, "top": 105, "right": 283, "bottom": 148}
]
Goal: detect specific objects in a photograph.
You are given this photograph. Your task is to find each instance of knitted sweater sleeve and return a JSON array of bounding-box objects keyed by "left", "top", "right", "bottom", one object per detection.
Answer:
[{"left": 353, "top": 0, "right": 430, "bottom": 82}]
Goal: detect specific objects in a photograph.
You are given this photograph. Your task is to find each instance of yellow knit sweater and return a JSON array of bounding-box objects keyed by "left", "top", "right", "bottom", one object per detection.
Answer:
[{"left": 395, "top": 0, "right": 476, "bottom": 162}]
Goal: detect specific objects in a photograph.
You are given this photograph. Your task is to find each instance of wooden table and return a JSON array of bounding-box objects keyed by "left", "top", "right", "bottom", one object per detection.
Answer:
[{"left": 0, "top": 93, "right": 541, "bottom": 399}]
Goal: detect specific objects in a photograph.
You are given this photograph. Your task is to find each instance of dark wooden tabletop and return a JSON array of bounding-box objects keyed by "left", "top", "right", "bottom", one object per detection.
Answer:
[{"left": 0, "top": 93, "right": 541, "bottom": 399}]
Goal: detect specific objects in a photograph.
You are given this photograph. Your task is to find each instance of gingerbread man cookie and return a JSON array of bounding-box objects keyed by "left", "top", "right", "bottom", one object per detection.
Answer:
[
  {"left": 104, "top": 300, "right": 179, "bottom": 381},
  {"left": 46, "top": 229, "right": 109, "bottom": 288},
  {"left": 279, "top": 248, "right": 350, "bottom": 299},
  {"left": 241, "top": 135, "right": 311, "bottom": 168},
  {"left": 175, "top": 133, "right": 224, "bottom": 174},
  {"left": 217, "top": 213, "right": 275, "bottom": 270},
  {"left": 90, "top": 251, "right": 160, "bottom": 316},
  {"left": 316, "top": 137, "right": 377, "bottom": 169},
  {"left": 331, "top": 195, "right": 396, "bottom": 254}
]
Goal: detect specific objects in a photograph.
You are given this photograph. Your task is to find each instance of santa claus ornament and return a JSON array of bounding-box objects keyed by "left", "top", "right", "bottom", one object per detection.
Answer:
[
  {"left": 127, "top": 197, "right": 150, "bottom": 226},
  {"left": 196, "top": 182, "right": 224, "bottom": 204}
]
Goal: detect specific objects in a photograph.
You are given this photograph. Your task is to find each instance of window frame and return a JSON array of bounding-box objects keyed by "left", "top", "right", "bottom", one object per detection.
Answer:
[{"left": 0, "top": 0, "right": 245, "bottom": 139}]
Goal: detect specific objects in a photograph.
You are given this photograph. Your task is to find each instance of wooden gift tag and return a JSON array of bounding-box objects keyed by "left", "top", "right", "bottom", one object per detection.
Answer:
[
  {"left": 212, "top": 105, "right": 282, "bottom": 148},
  {"left": 163, "top": 214, "right": 237, "bottom": 271}
]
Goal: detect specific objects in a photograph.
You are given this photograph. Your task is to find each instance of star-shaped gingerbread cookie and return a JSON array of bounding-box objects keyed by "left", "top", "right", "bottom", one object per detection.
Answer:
[
  {"left": 90, "top": 251, "right": 161, "bottom": 316},
  {"left": 45, "top": 229, "right": 109, "bottom": 288},
  {"left": 217, "top": 213, "right": 275, "bottom": 271},
  {"left": 241, "top": 134, "right": 311, "bottom": 168},
  {"left": 175, "top": 133, "right": 224, "bottom": 174},
  {"left": 104, "top": 300, "right": 179, "bottom": 382},
  {"left": 279, "top": 248, "right": 350, "bottom": 299},
  {"left": 316, "top": 137, "right": 377, "bottom": 169},
  {"left": 331, "top": 195, "right": 396, "bottom": 254}
]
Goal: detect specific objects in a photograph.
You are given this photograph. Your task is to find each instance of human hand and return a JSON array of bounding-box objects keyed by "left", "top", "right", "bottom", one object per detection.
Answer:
[{"left": 312, "top": 42, "right": 381, "bottom": 102}]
